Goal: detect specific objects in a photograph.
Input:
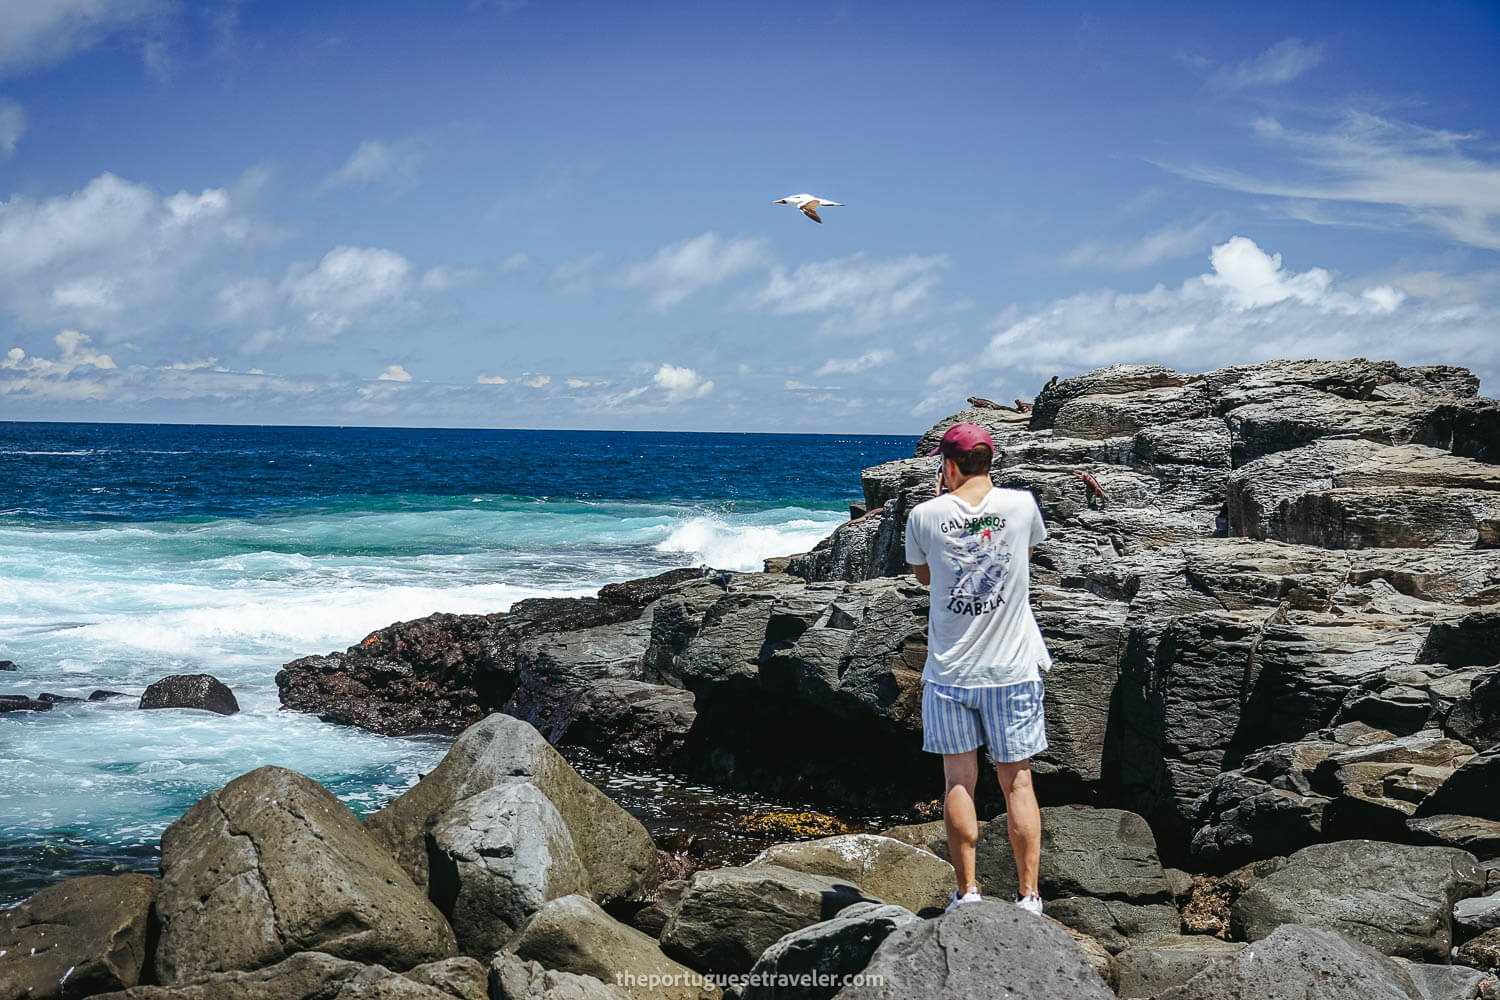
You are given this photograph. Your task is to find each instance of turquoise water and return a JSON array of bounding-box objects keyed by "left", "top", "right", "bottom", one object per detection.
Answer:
[{"left": 0, "top": 423, "right": 915, "bottom": 902}]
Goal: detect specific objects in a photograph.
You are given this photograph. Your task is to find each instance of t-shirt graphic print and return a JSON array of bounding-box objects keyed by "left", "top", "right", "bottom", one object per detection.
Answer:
[
  {"left": 905, "top": 485, "right": 1052, "bottom": 688},
  {"left": 944, "top": 513, "right": 1011, "bottom": 617}
]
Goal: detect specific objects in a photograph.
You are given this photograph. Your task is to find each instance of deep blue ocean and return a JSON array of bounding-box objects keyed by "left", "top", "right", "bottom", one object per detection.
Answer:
[{"left": 0, "top": 422, "right": 916, "bottom": 904}]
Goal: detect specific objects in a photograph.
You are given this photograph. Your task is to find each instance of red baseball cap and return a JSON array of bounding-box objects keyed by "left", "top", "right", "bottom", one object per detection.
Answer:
[{"left": 929, "top": 422, "right": 994, "bottom": 458}]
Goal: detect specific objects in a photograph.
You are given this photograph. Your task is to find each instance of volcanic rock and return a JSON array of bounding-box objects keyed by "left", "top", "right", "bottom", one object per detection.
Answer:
[
  {"left": 1155, "top": 923, "right": 1422, "bottom": 1000},
  {"left": 153, "top": 766, "right": 455, "bottom": 983},
  {"left": 427, "top": 781, "right": 591, "bottom": 957},
  {"left": 1230, "top": 840, "right": 1483, "bottom": 963},
  {"left": 504, "top": 895, "right": 718, "bottom": 1000},
  {"left": 830, "top": 899, "right": 1116, "bottom": 1000},
  {"left": 365, "top": 713, "right": 656, "bottom": 902},
  {"left": 659, "top": 865, "right": 880, "bottom": 975},
  {"left": 743, "top": 902, "right": 918, "bottom": 1000},
  {"left": 0, "top": 874, "right": 157, "bottom": 1000},
  {"left": 138, "top": 674, "right": 238, "bottom": 716},
  {"left": 749, "top": 834, "right": 954, "bottom": 915}
]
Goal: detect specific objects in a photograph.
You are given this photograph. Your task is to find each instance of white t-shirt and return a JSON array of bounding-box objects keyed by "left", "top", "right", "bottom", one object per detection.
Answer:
[{"left": 904, "top": 485, "right": 1051, "bottom": 688}]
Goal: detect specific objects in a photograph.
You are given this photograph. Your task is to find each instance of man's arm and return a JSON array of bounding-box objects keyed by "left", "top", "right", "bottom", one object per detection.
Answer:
[{"left": 911, "top": 563, "right": 931, "bottom": 586}]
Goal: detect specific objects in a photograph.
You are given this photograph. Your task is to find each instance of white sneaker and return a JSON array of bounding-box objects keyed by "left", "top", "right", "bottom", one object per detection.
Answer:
[
  {"left": 1014, "top": 893, "right": 1044, "bottom": 916},
  {"left": 945, "top": 887, "right": 983, "bottom": 913}
]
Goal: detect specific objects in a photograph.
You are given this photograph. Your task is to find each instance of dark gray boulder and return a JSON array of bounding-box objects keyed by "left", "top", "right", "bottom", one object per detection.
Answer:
[
  {"left": 365, "top": 713, "right": 656, "bottom": 902},
  {"left": 153, "top": 766, "right": 455, "bottom": 983},
  {"left": 830, "top": 899, "right": 1116, "bottom": 1000},
  {"left": 1112, "top": 935, "right": 1246, "bottom": 1000},
  {"left": 660, "top": 865, "right": 880, "bottom": 975},
  {"left": 1418, "top": 746, "right": 1500, "bottom": 823},
  {"left": 1400, "top": 962, "right": 1488, "bottom": 1000},
  {"left": 0, "top": 873, "right": 157, "bottom": 1000},
  {"left": 489, "top": 952, "right": 631, "bottom": 1000},
  {"left": 138, "top": 674, "right": 239, "bottom": 715},
  {"left": 1408, "top": 815, "right": 1500, "bottom": 859},
  {"left": 744, "top": 902, "right": 918, "bottom": 1000},
  {"left": 971, "top": 806, "right": 1172, "bottom": 905},
  {"left": 95, "top": 951, "right": 467, "bottom": 999},
  {"left": 0, "top": 695, "right": 50, "bottom": 713},
  {"left": 402, "top": 956, "right": 490, "bottom": 1000},
  {"left": 1231, "top": 840, "right": 1483, "bottom": 963},
  {"left": 1156, "top": 924, "right": 1422, "bottom": 1000},
  {"left": 1445, "top": 668, "right": 1500, "bottom": 752},
  {"left": 1042, "top": 897, "right": 1181, "bottom": 955},
  {"left": 426, "top": 781, "right": 590, "bottom": 957},
  {"left": 1455, "top": 894, "right": 1500, "bottom": 937},
  {"left": 504, "top": 895, "right": 718, "bottom": 1000}
]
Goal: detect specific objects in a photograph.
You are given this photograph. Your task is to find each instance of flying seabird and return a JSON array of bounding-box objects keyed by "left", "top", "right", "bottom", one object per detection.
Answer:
[{"left": 773, "top": 194, "right": 844, "bottom": 224}]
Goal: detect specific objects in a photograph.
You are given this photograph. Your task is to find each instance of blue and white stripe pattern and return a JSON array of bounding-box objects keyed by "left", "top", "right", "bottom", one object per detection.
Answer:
[{"left": 922, "top": 680, "right": 1048, "bottom": 762}]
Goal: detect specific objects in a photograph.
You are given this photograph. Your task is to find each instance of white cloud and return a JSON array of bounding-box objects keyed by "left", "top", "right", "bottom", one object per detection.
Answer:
[
  {"left": 3, "top": 329, "right": 116, "bottom": 376},
  {"left": 0, "top": 172, "right": 253, "bottom": 330},
  {"left": 419, "top": 265, "right": 482, "bottom": 291},
  {"left": 319, "top": 139, "right": 424, "bottom": 193},
  {"left": 377, "top": 364, "right": 412, "bottom": 382},
  {"left": 0, "top": 98, "right": 24, "bottom": 156},
  {"left": 1057, "top": 214, "right": 1228, "bottom": 270},
  {"left": 616, "top": 232, "right": 770, "bottom": 310},
  {"left": 520, "top": 373, "right": 550, "bottom": 388},
  {"left": 814, "top": 348, "right": 894, "bottom": 375},
  {"left": 654, "top": 364, "right": 713, "bottom": 402},
  {"left": 477, "top": 374, "right": 509, "bottom": 385},
  {"left": 141, "top": 36, "right": 168, "bottom": 82},
  {"left": 975, "top": 236, "right": 1492, "bottom": 381},
  {"left": 1165, "top": 111, "right": 1500, "bottom": 250},
  {"left": 552, "top": 253, "right": 603, "bottom": 294},
  {"left": 784, "top": 380, "right": 816, "bottom": 391},
  {"left": 281, "top": 246, "right": 412, "bottom": 332},
  {"left": 565, "top": 377, "right": 589, "bottom": 388},
  {"left": 750, "top": 252, "right": 949, "bottom": 336},
  {"left": 0, "top": 0, "right": 163, "bottom": 75},
  {"left": 1210, "top": 38, "right": 1323, "bottom": 90}
]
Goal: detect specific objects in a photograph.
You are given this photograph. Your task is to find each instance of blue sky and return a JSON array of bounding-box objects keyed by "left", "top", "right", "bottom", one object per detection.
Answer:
[{"left": 1, "top": 0, "right": 1497, "bottom": 432}]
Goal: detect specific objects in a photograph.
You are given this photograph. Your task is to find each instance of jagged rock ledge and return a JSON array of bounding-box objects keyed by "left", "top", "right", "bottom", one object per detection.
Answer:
[{"left": 275, "top": 358, "right": 1500, "bottom": 868}]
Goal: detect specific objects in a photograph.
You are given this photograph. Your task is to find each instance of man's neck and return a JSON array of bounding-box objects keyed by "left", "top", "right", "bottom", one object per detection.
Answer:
[{"left": 948, "top": 472, "right": 993, "bottom": 504}]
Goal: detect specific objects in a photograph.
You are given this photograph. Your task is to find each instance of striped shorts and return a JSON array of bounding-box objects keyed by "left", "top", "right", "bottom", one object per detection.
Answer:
[{"left": 922, "top": 679, "right": 1048, "bottom": 762}]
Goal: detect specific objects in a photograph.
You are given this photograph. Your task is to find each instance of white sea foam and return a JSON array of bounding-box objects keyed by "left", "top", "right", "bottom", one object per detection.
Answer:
[
  {"left": 653, "top": 510, "right": 842, "bottom": 571},
  {"left": 0, "top": 496, "right": 844, "bottom": 881}
]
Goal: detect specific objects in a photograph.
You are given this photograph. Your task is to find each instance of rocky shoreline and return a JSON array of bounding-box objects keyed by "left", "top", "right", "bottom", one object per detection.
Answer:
[{"left": 5, "top": 356, "right": 1500, "bottom": 998}]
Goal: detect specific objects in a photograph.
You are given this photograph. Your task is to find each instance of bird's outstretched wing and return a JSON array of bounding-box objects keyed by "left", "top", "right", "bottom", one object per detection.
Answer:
[{"left": 800, "top": 201, "right": 823, "bottom": 223}]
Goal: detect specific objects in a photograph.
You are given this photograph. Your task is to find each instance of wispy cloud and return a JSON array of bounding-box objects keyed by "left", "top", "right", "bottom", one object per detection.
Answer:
[
  {"left": 0, "top": 0, "right": 164, "bottom": 76},
  {"left": 1056, "top": 214, "right": 1229, "bottom": 270},
  {"left": 1165, "top": 112, "right": 1500, "bottom": 249},
  {"left": 749, "top": 252, "right": 950, "bottom": 336},
  {"left": 0, "top": 97, "right": 25, "bottom": 155},
  {"left": 815, "top": 348, "right": 893, "bottom": 375},
  {"left": 616, "top": 232, "right": 770, "bottom": 310},
  {"left": 318, "top": 139, "right": 424, "bottom": 193},
  {"left": 1209, "top": 37, "right": 1323, "bottom": 90}
]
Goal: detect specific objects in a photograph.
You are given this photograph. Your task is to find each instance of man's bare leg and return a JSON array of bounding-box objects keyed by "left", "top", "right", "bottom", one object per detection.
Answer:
[
  {"left": 943, "top": 751, "right": 980, "bottom": 894},
  {"left": 995, "top": 759, "right": 1040, "bottom": 897}
]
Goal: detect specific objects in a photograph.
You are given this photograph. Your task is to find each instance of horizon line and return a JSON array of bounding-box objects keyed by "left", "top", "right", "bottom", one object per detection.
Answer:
[{"left": 0, "top": 417, "right": 922, "bottom": 439}]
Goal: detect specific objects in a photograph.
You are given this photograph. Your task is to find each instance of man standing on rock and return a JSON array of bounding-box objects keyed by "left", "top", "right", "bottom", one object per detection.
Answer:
[{"left": 905, "top": 422, "right": 1050, "bottom": 916}]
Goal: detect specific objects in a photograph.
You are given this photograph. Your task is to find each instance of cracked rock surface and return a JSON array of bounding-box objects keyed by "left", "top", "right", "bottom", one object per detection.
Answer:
[{"left": 152, "top": 766, "right": 456, "bottom": 984}]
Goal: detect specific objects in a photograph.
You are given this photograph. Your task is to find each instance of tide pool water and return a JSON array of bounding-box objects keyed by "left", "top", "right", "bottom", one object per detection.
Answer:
[{"left": 0, "top": 423, "right": 915, "bottom": 903}]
